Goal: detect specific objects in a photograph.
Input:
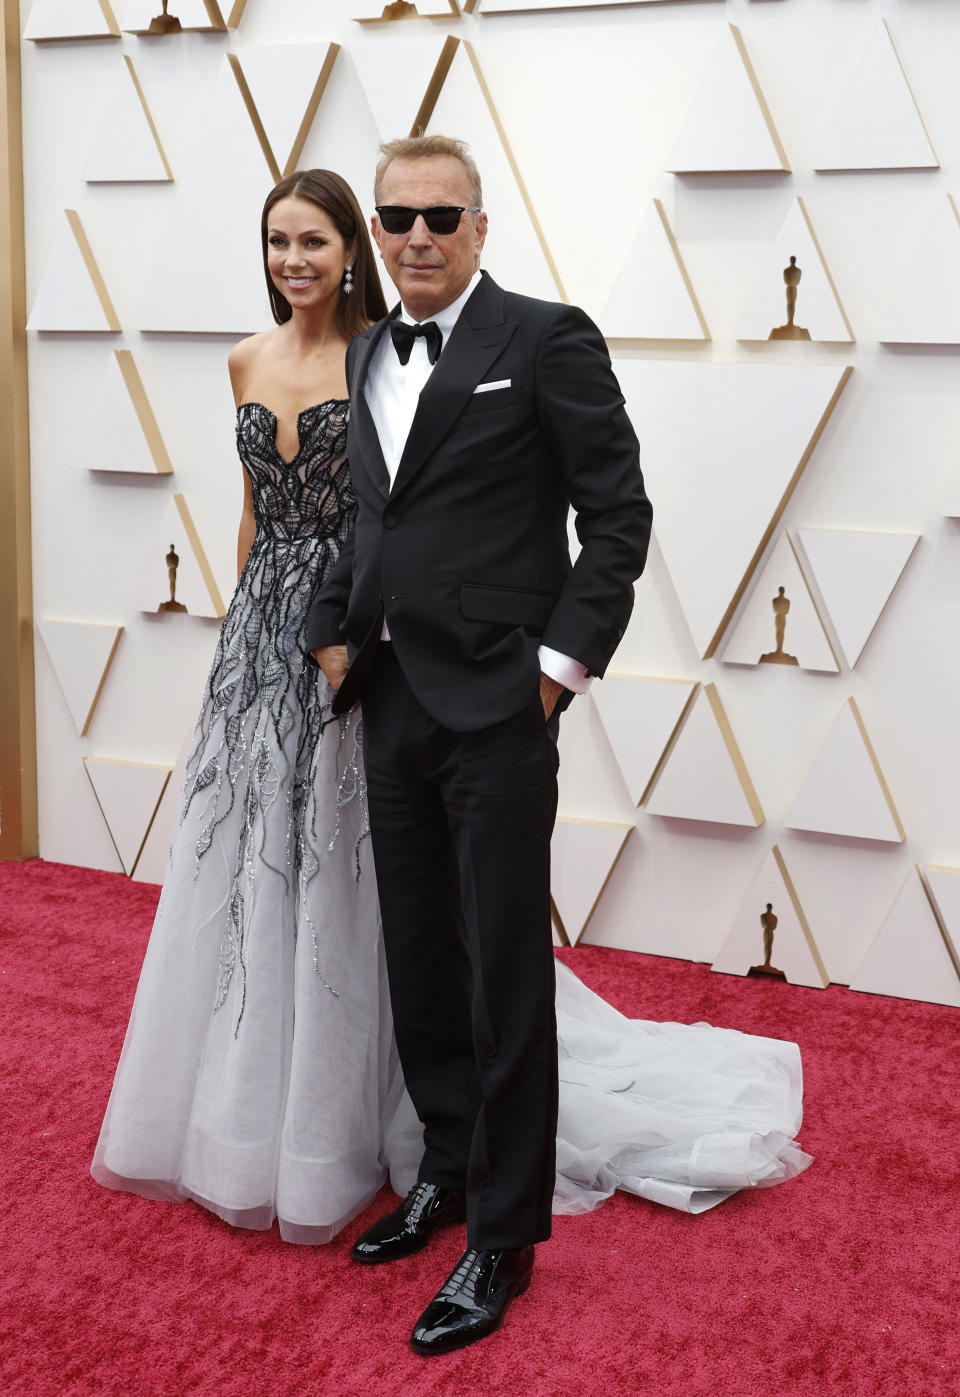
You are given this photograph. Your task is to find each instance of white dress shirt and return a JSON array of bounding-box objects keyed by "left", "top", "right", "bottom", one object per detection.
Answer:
[{"left": 364, "top": 270, "right": 590, "bottom": 694}]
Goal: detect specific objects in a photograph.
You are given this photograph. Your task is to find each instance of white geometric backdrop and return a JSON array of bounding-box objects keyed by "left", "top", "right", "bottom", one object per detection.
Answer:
[{"left": 22, "top": 0, "right": 960, "bottom": 1005}]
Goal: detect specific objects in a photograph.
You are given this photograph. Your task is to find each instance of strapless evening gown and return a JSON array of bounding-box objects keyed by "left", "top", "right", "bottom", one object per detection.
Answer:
[{"left": 91, "top": 400, "right": 810, "bottom": 1242}]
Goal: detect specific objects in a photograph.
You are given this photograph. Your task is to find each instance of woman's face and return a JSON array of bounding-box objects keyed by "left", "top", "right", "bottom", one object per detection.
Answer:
[{"left": 266, "top": 196, "right": 351, "bottom": 314}]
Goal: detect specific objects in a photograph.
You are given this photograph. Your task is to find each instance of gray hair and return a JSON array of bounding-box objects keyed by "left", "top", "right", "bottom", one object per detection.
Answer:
[{"left": 374, "top": 134, "right": 483, "bottom": 208}]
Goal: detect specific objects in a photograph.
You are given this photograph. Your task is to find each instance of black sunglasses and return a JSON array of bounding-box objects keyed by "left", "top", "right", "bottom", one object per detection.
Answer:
[{"left": 375, "top": 204, "right": 481, "bottom": 236}]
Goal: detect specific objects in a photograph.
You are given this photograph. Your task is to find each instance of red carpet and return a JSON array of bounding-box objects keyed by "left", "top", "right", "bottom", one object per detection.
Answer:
[{"left": 1, "top": 858, "right": 957, "bottom": 1396}]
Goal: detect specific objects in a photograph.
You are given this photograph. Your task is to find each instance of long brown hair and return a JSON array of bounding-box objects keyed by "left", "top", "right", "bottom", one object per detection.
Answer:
[{"left": 261, "top": 169, "right": 387, "bottom": 337}]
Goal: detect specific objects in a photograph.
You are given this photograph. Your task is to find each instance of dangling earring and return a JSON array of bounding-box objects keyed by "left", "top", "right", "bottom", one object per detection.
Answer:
[{"left": 342, "top": 264, "right": 353, "bottom": 295}]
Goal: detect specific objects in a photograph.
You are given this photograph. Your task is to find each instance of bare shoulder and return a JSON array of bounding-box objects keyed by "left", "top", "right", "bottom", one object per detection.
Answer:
[{"left": 228, "top": 329, "right": 279, "bottom": 403}]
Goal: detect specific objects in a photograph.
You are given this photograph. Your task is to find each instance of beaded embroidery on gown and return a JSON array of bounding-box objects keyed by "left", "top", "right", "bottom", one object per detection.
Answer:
[
  {"left": 93, "top": 398, "right": 810, "bottom": 1240},
  {"left": 92, "top": 400, "right": 402, "bottom": 1243}
]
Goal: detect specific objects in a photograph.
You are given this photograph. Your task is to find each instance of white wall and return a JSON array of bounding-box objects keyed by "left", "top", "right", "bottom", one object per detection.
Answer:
[{"left": 22, "top": 0, "right": 960, "bottom": 1002}]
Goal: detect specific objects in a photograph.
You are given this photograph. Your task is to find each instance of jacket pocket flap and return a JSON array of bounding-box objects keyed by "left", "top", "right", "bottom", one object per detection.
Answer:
[{"left": 460, "top": 583, "right": 553, "bottom": 628}]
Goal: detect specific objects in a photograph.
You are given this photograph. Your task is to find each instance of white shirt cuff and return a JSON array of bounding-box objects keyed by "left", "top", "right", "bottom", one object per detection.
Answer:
[{"left": 538, "top": 645, "right": 592, "bottom": 695}]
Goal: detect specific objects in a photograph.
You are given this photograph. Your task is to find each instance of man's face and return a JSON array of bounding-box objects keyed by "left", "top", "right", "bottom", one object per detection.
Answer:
[{"left": 373, "top": 155, "right": 487, "bottom": 322}]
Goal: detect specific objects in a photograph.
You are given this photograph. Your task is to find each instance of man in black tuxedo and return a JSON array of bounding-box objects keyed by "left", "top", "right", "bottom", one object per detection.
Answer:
[{"left": 306, "top": 135, "right": 651, "bottom": 1355}]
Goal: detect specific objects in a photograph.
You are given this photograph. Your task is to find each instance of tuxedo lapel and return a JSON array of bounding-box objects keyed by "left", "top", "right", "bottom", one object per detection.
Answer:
[
  {"left": 349, "top": 312, "right": 396, "bottom": 498},
  {"left": 392, "top": 274, "right": 518, "bottom": 497}
]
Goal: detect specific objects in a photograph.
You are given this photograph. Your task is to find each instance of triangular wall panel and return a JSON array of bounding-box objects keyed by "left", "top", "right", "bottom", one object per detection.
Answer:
[
  {"left": 79, "top": 351, "right": 173, "bottom": 475},
  {"left": 850, "top": 868, "right": 960, "bottom": 1006},
  {"left": 795, "top": 527, "right": 919, "bottom": 668},
  {"left": 83, "top": 757, "right": 172, "bottom": 878},
  {"left": 737, "top": 198, "right": 853, "bottom": 343},
  {"left": 879, "top": 197, "right": 960, "bottom": 346},
  {"left": 815, "top": 21, "right": 938, "bottom": 172},
  {"left": 668, "top": 24, "right": 789, "bottom": 175},
  {"left": 426, "top": 40, "right": 565, "bottom": 302},
  {"left": 712, "top": 846, "right": 829, "bottom": 988},
  {"left": 645, "top": 682, "right": 764, "bottom": 828},
  {"left": 227, "top": 44, "right": 339, "bottom": 184},
  {"left": 551, "top": 818, "right": 632, "bottom": 947},
  {"left": 38, "top": 620, "right": 124, "bottom": 736},
  {"left": 84, "top": 56, "right": 171, "bottom": 183},
  {"left": 353, "top": 34, "right": 458, "bottom": 141},
  {"left": 27, "top": 210, "right": 121, "bottom": 333},
  {"left": 600, "top": 200, "right": 709, "bottom": 341},
  {"left": 785, "top": 698, "right": 905, "bottom": 844},
  {"left": 138, "top": 494, "right": 227, "bottom": 619},
  {"left": 25, "top": 0, "right": 119, "bottom": 40},
  {"left": 614, "top": 360, "right": 851, "bottom": 659},
  {"left": 720, "top": 532, "right": 838, "bottom": 672},
  {"left": 592, "top": 675, "right": 699, "bottom": 807},
  {"left": 136, "top": 57, "right": 275, "bottom": 332}
]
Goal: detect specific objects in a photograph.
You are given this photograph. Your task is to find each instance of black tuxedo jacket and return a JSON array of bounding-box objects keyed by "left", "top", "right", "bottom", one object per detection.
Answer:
[{"left": 304, "top": 271, "right": 652, "bottom": 732}]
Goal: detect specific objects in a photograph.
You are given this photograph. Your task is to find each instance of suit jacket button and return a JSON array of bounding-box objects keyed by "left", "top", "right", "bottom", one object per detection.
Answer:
[{"left": 383, "top": 513, "right": 397, "bottom": 529}]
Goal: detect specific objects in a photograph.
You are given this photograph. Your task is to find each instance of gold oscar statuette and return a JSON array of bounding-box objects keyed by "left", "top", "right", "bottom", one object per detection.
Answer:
[
  {"left": 759, "top": 585, "right": 799, "bottom": 666},
  {"left": 748, "top": 903, "right": 787, "bottom": 981},
  {"left": 769, "top": 256, "right": 811, "bottom": 342},
  {"left": 148, "top": 2, "right": 182, "bottom": 35},
  {"left": 157, "top": 542, "right": 188, "bottom": 613}
]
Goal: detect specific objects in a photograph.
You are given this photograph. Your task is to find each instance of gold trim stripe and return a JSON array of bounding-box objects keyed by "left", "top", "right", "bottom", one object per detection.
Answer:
[
  {"left": 173, "top": 493, "right": 227, "bottom": 618},
  {"left": 784, "top": 529, "right": 841, "bottom": 670},
  {"left": 81, "top": 625, "right": 124, "bottom": 736},
  {"left": 65, "top": 209, "right": 121, "bottom": 332},
  {"left": 550, "top": 894, "right": 570, "bottom": 948},
  {"left": 704, "top": 682, "right": 765, "bottom": 825},
  {"left": 653, "top": 198, "right": 710, "bottom": 341},
  {"left": 796, "top": 196, "right": 855, "bottom": 341},
  {"left": 881, "top": 19, "right": 938, "bottom": 168},
  {"left": 227, "top": 53, "right": 281, "bottom": 184},
  {"left": 553, "top": 819, "right": 633, "bottom": 947},
  {"left": 100, "top": 0, "right": 121, "bottom": 33},
  {"left": 771, "top": 844, "right": 829, "bottom": 985},
  {"left": 411, "top": 35, "right": 460, "bottom": 138},
  {"left": 847, "top": 697, "right": 906, "bottom": 842},
  {"left": 123, "top": 56, "right": 174, "bottom": 181},
  {"left": 463, "top": 41, "right": 569, "bottom": 304},
  {"left": 201, "top": 0, "right": 228, "bottom": 29},
  {"left": 115, "top": 351, "right": 173, "bottom": 474},
  {"left": 0, "top": 0, "right": 37, "bottom": 859},
  {"left": 729, "top": 23, "right": 791, "bottom": 173},
  {"left": 638, "top": 679, "right": 700, "bottom": 806},
  {"left": 920, "top": 866, "right": 960, "bottom": 982},
  {"left": 284, "top": 45, "right": 340, "bottom": 178}
]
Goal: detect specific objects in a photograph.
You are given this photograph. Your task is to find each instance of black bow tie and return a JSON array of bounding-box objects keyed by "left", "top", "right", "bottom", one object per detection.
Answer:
[{"left": 390, "top": 318, "right": 443, "bottom": 366}]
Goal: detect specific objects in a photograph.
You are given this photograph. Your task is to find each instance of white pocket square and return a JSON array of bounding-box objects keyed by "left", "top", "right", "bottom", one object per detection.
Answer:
[{"left": 473, "top": 378, "right": 511, "bottom": 395}]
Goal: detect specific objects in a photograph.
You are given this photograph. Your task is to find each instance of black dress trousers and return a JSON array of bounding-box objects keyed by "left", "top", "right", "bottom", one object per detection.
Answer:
[{"left": 360, "top": 644, "right": 560, "bottom": 1251}]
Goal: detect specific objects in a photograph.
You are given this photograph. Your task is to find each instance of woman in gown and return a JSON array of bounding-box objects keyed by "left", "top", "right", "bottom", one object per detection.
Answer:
[{"left": 92, "top": 170, "right": 810, "bottom": 1243}]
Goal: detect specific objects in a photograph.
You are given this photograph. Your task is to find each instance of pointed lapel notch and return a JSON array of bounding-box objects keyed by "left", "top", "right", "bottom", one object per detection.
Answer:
[
  {"left": 392, "top": 274, "right": 518, "bottom": 497},
  {"left": 349, "top": 310, "right": 397, "bottom": 497}
]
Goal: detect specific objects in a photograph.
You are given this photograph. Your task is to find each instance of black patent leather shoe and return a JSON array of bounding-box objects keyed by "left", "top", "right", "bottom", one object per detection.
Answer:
[
  {"left": 351, "top": 1182, "right": 466, "bottom": 1264},
  {"left": 410, "top": 1246, "right": 534, "bottom": 1355}
]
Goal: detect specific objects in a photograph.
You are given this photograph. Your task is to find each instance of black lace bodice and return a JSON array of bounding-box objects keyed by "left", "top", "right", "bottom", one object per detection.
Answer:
[{"left": 236, "top": 400, "right": 353, "bottom": 544}]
